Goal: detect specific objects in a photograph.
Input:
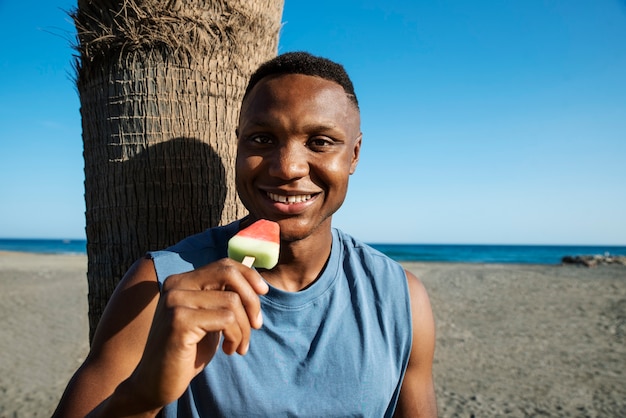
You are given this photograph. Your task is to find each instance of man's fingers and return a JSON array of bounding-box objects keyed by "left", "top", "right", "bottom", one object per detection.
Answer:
[
  {"left": 163, "top": 289, "right": 253, "bottom": 355},
  {"left": 164, "top": 283, "right": 263, "bottom": 329},
  {"left": 156, "top": 258, "right": 269, "bottom": 357},
  {"left": 163, "top": 260, "right": 267, "bottom": 329},
  {"left": 164, "top": 259, "right": 268, "bottom": 295}
]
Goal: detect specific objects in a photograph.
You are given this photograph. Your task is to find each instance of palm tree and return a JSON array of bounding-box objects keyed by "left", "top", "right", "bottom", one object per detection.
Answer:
[{"left": 71, "top": 0, "right": 284, "bottom": 341}]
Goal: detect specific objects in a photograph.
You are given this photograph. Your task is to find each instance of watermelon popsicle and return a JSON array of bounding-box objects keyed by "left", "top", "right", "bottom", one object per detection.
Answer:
[{"left": 228, "top": 219, "right": 280, "bottom": 269}]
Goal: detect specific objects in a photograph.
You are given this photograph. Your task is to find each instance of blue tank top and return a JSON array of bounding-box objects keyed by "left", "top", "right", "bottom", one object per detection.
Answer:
[{"left": 150, "top": 220, "right": 412, "bottom": 417}]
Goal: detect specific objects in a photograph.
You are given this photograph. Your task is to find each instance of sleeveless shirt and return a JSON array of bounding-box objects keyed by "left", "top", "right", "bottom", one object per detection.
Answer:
[{"left": 150, "top": 220, "right": 413, "bottom": 417}]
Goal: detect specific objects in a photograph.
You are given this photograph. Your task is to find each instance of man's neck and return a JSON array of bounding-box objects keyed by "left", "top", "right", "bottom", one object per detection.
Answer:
[{"left": 262, "top": 227, "right": 333, "bottom": 292}]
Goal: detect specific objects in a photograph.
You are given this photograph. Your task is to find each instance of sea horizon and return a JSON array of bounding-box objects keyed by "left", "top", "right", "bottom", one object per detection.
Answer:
[{"left": 1, "top": 238, "right": 625, "bottom": 265}]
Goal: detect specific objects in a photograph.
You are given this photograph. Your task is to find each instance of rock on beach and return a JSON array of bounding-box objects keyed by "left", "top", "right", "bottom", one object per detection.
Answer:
[{"left": 561, "top": 254, "right": 626, "bottom": 267}]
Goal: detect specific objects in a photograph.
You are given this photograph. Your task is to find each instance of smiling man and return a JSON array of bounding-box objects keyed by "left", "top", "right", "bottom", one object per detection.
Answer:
[{"left": 53, "top": 52, "right": 437, "bottom": 418}]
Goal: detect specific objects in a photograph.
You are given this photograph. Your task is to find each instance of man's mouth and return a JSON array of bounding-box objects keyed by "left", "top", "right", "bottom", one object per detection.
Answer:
[{"left": 267, "top": 192, "right": 314, "bottom": 204}]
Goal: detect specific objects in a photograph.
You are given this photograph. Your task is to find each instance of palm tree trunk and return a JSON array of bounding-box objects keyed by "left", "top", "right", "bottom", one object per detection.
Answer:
[{"left": 72, "top": 0, "right": 283, "bottom": 342}]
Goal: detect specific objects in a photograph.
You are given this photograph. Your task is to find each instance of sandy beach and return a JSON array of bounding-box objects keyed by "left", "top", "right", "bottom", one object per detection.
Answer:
[
  {"left": 0, "top": 252, "right": 624, "bottom": 417},
  {"left": 0, "top": 252, "right": 89, "bottom": 417}
]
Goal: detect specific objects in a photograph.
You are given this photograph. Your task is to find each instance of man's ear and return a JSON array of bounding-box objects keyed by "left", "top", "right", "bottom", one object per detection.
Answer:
[{"left": 349, "top": 133, "right": 362, "bottom": 175}]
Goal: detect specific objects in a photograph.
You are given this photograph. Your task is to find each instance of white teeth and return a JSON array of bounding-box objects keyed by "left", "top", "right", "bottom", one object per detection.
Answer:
[{"left": 268, "top": 192, "right": 312, "bottom": 204}]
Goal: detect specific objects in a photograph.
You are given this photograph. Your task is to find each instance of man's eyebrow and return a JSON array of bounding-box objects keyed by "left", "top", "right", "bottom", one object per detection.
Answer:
[
  {"left": 303, "top": 122, "right": 337, "bottom": 131},
  {"left": 300, "top": 123, "right": 351, "bottom": 140},
  {"left": 300, "top": 122, "right": 343, "bottom": 132},
  {"left": 239, "top": 119, "right": 273, "bottom": 129}
]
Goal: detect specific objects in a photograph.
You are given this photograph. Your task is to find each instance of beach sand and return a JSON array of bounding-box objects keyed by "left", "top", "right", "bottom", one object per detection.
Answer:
[
  {"left": 0, "top": 252, "right": 624, "bottom": 417},
  {"left": 0, "top": 252, "right": 89, "bottom": 417}
]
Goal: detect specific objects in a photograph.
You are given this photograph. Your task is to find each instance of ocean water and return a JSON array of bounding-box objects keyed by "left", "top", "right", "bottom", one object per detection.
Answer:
[
  {"left": 1, "top": 238, "right": 624, "bottom": 265},
  {"left": 370, "top": 243, "right": 626, "bottom": 265},
  {"left": 0, "top": 239, "right": 87, "bottom": 255}
]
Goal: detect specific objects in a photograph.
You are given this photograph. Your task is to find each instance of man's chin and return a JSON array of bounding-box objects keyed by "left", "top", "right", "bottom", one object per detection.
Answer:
[{"left": 276, "top": 217, "right": 333, "bottom": 243}]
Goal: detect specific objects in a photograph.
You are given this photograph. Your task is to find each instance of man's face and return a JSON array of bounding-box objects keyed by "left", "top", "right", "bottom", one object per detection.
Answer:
[{"left": 235, "top": 73, "right": 361, "bottom": 243}]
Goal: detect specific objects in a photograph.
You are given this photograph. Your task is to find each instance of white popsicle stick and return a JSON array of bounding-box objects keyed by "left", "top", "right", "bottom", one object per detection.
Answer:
[{"left": 242, "top": 256, "right": 255, "bottom": 267}]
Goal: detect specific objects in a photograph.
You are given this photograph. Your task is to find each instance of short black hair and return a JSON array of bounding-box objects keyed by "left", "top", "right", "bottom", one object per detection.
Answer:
[{"left": 243, "top": 51, "right": 359, "bottom": 109}]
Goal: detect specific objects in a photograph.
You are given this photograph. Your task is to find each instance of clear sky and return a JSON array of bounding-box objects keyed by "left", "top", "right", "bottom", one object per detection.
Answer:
[{"left": 1, "top": 0, "right": 625, "bottom": 244}]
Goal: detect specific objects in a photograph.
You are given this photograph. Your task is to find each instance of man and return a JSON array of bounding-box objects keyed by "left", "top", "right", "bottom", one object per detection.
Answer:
[{"left": 53, "top": 52, "right": 437, "bottom": 417}]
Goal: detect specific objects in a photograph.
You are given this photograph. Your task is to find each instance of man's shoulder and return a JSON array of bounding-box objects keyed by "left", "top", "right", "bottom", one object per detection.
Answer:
[
  {"left": 149, "top": 220, "right": 241, "bottom": 283},
  {"left": 152, "top": 221, "right": 239, "bottom": 257}
]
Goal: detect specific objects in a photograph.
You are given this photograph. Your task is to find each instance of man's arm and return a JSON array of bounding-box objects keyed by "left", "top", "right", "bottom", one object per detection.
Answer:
[
  {"left": 52, "top": 256, "right": 162, "bottom": 417},
  {"left": 52, "top": 256, "right": 269, "bottom": 418},
  {"left": 394, "top": 270, "right": 437, "bottom": 418}
]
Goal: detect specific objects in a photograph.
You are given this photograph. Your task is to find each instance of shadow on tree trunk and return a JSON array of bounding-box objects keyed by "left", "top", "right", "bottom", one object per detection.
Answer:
[{"left": 86, "top": 137, "right": 227, "bottom": 341}]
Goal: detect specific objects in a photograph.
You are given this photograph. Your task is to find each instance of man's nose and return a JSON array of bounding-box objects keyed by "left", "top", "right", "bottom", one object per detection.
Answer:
[{"left": 268, "top": 143, "right": 309, "bottom": 180}]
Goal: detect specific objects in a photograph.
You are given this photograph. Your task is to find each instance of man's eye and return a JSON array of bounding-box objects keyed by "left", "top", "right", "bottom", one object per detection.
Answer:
[
  {"left": 251, "top": 135, "right": 273, "bottom": 144},
  {"left": 308, "top": 138, "right": 333, "bottom": 148}
]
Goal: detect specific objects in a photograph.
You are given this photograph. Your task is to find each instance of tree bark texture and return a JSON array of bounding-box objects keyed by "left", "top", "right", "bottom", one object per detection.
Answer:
[{"left": 72, "top": 0, "right": 284, "bottom": 341}]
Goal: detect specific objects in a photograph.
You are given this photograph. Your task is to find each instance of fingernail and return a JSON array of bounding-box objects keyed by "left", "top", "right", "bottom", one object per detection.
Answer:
[
  {"left": 256, "top": 311, "right": 264, "bottom": 328},
  {"left": 261, "top": 280, "right": 269, "bottom": 294}
]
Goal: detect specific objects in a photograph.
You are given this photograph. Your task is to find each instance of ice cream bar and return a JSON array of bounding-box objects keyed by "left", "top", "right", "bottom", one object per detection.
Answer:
[{"left": 228, "top": 219, "right": 280, "bottom": 269}]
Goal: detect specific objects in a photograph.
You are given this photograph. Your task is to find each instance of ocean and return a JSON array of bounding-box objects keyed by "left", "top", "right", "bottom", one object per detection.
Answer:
[
  {"left": 0, "top": 239, "right": 87, "bottom": 255},
  {"left": 369, "top": 243, "right": 626, "bottom": 265},
  {"left": 0, "top": 238, "right": 624, "bottom": 265}
]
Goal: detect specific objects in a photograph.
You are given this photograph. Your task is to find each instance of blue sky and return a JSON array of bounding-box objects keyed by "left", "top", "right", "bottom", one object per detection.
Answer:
[{"left": 1, "top": 1, "right": 625, "bottom": 244}]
